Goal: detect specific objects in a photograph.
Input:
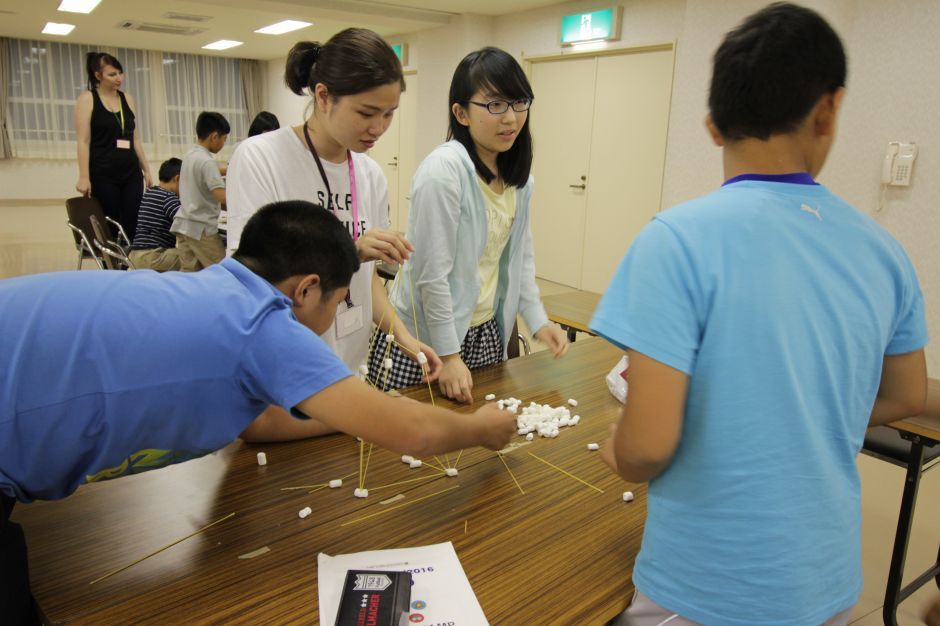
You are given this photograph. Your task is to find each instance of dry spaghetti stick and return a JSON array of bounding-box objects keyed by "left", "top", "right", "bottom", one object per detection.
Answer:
[
  {"left": 360, "top": 443, "right": 375, "bottom": 488},
  {"left": 453, "top": 449, "right": 464, "bottom": 470},
  {"left": 90, "top": 512, "right": 235, "bottom": 585},
  {"left": 527, "top": 452, "right": 604, "bottom": 494},
  {"left": 280, "top": 484, "right": 327, "bottom": 491},
  {"left": 341, "top": 485, "right": 460, "bottom": 527},
  {"left": 497, "top": 453, "right": 526, "bottom": 495}
]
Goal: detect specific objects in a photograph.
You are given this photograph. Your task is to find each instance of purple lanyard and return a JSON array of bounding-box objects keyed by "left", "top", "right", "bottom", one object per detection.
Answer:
[
  {"left": 302, "top": 124, "right": 361, "bottom": 240},
  {"left": 722, "top": 172, "right": 818, "bottom": 187}
]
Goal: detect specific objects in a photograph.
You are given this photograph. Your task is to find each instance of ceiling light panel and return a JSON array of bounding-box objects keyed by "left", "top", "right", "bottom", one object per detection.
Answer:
[
  {"left": 202, "top": 40, "right": 243, "bottom": 51},
  {"left": 254, "top": 20, "right": 312, "bottom": 35},
  {"left": 57, "top": 0, "right": 101, "bottom": 14},
  {"left": 42, "top": 22, "right": 76, "bottom": 35}
]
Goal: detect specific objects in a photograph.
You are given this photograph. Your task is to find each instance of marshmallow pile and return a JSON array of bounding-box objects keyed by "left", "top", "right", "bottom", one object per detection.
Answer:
[{"left": 496, "top": 398, "right": 582, "bottom": 439}]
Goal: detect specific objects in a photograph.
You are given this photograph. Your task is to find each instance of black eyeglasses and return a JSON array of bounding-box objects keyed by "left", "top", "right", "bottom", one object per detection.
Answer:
[{"left": 469, "top": 99, "right": 532, "bottom": 114}]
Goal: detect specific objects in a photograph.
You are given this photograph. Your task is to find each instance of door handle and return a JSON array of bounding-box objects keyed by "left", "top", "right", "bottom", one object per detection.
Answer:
[{"left": 569, "top": 175, "right": 586, "bottom": 190}]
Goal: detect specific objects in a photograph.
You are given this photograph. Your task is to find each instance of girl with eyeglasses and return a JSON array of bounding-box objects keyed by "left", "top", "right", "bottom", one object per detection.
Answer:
[{"left": 368, "top": 47, "right": 568, "bottom": 403}]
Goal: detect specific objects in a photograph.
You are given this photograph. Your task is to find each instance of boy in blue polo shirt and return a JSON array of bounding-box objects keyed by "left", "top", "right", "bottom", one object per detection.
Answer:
[
  {"left": 592, "top": 4, "right": 928, "bottom": 625},
  {"left": 0, "top": 200, "right": 516, "bottom": 623}
]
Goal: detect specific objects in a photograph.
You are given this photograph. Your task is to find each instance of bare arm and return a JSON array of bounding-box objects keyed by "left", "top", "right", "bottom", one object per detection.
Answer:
[
  {"left": 212, "top": 188, "right": 226, "bottom": 204},
  {"left": 868, "top": 349, "right": 927, "bottom": 427},
  {"left": 74, "top": 92, "right": 93, "bottom": 195},
  {"left": 240, "top": 405, "right": 335, "bottom": 442},
  {"left": 295, "top": 376, "right": 516, "bottom": 456},
  {"left": 600, "top": 350, "right": 688, "bottom": 483},
  {"left": 124, "top": 93, "right": 152, "bottom": 188}
]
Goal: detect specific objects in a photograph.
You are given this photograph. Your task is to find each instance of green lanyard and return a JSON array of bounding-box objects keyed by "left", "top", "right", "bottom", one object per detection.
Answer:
[{"left": 113, "top": 104, "right": 125, "bottom": 136}]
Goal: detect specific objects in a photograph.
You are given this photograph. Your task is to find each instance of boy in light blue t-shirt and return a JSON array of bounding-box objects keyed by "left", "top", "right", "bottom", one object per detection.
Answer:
[{"left": 592, "top": 4, "right": 928, "bottom": 626}]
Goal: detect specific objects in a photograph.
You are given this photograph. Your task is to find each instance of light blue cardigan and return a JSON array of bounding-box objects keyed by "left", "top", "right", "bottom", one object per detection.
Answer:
[{"left": 391, "top": 140, "right": 549, "bottom": 358}]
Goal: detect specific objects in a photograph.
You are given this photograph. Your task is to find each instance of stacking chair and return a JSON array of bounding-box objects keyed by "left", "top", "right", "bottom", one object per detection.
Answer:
[
  {"left": 65, "top": 196, "right": 131, "bottom": 270},
  {"left": 89, "top": 214, "right": 135, "bottom": 270}
]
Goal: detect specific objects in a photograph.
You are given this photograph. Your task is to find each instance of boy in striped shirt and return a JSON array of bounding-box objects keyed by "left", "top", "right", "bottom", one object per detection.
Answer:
[{"left": 130, "top": 158, "right": 182, "bottom": 271}]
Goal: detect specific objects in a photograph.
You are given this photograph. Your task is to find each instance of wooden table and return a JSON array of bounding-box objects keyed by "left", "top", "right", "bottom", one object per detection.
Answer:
[
  {"left": 880, "top": 378, "right": 940, "bottom": 626},
  {"left": 541, "top": 290, "right": 602, "bottom": 342},
  {"left": 13, "top": 338, "right": 640, "bottom": 625}
]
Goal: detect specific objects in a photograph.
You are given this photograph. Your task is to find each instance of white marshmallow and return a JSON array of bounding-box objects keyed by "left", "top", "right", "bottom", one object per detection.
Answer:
[
  {"left": 386, "top": 333, "right": 395, "bottom": 344},
  {"left": 587, "top": 443, "right": 600, "bottom": 451},
  {"left": 416, "top": 351, "right": 428, "bottom": 365},
  {"left": 567, "top": 398, "right": 578, "bottom": 407},
  {"left": 485, "top": 393, "right": 496, "bottom": 401},
  {"left": 409, "top": 459, "right": 423, "bottom": 469},
  {"left": 445, "top": 468, "right": 458, "bottom": 477},
  {"left": 298, "top": 506, "right": 312, "bottom": 518},
  {"left": 329, "top": 479, "right": 342, "bottom": 489},
  {"left": 622, "top": 491, "right": 635, "bottom": 502},
  {"left": 525, "top": 433, "right": 534, "bottom": 441},
  {"left": 383, "top": 358, "right": 393, "bottom": 370},
  {"left": 358, "top": 364, "right": 369, "bottom": 377},
  {"left": 354, "top": 488, "right": 369, "bottom": 498},
  {"left": 401, "top": 455, "right": 415, "bottom": 464},
  {"left": 256, "top": 452, "right": 267, "bottom": 466}
]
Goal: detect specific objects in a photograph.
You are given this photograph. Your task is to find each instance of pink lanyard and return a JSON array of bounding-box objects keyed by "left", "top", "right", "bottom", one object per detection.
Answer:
[{"left": 302, "top": 124, "right": 361, "bottom": 240}]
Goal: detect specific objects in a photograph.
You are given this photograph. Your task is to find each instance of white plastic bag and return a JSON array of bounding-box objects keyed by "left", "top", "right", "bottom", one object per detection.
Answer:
[{"left": 605, "top": 355, "right": 629, "bottom": 404}]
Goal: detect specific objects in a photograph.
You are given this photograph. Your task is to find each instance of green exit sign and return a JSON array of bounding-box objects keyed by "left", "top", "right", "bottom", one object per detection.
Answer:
[
  {"left": 391, "top": 43, "right": 408, "bottom": 65},
  {"left": 561, "top": 8, "right": 622, "bottom": 45}
]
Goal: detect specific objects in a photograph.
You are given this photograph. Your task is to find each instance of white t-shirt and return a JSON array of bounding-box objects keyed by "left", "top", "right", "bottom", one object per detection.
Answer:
[{"left": 226, "top": 127, "right": 390, "bottom": 370}]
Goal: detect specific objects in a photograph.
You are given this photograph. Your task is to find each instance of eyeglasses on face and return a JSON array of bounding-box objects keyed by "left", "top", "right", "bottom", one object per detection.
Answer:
[{"left": 468, "top": 98, "right": 532, "bottom": 114}]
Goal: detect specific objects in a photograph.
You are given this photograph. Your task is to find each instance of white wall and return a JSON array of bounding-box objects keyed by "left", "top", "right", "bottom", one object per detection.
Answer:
[{"left": 0, "top": 160, "right": 76, "bottom": 201}]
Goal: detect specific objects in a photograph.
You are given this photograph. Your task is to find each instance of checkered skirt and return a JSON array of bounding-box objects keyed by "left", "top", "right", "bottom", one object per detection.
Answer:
[{"left": 366, "top": 317, "right": 503, "bottom": 391}]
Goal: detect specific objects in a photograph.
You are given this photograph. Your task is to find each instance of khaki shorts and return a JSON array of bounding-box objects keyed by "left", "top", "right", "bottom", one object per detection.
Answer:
[
  {"left": 174, "top": 232, "right": 225, "bottom": 272},
  {"left": 608, "top": 590, "right": 853, "bottom": 626},
  {"left": 129, "top": 247, "right": 182, "bottom": 272}
]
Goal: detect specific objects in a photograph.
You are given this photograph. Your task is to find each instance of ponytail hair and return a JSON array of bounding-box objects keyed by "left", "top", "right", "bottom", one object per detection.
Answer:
[
  {"left": 86, "top": 52, "right": 123, "bottom": 91},
  {"left": 284, "top": 28, "right": 404, "bottom": 101}
]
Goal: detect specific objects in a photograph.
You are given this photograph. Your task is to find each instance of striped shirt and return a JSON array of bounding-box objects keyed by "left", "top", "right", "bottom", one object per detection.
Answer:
[{"left": 132, "top": 186, "right": 180, "bottom": 250}]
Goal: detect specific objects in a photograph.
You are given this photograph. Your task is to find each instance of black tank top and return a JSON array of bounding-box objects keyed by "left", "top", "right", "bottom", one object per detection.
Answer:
[{"left": 89, "top": 89, "right": 140, "bottom": 181}]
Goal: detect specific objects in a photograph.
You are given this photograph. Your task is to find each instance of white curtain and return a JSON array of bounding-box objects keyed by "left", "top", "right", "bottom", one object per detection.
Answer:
[
  {"left": 3, "top": 37, "right": 248, "bottom": 161},
  {"left": 159, "top": 50, "right": 248, "bottom": 161},
  {"left": 0, "top": 38, "right": 13, "bottom": 159},
  {"left": 239, "top": 59, "right": 265, "bottom": 122}
]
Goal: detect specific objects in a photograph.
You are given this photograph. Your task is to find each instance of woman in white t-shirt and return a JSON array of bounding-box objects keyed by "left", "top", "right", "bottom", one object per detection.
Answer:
[
  {"left": 369, "top": 48, "right": 568, "bottom": 403},
  {"left": 227, "top": 29, "right": 441, "bottom": 441}
]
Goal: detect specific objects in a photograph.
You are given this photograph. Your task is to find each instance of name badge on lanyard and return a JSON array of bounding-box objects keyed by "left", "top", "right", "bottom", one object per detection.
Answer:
[
  {"left": 302, "top": 125, "right": 365, "bottom": 340},
  {"left": 114, "top": 105, "right": 129, "bottom": 149}
]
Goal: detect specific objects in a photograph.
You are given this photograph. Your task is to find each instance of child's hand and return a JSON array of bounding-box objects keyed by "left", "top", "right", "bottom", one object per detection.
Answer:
[
  {"left": 599, "top": 423, "right": 619, "bottom": 474},
  {"left": 534, "top": 324, "right": 569, "bottom": 358},
  {"left": 472, "top": 403, "right": 517, "bottom": 450},
  {"left": 439, "top": 354, "right": 473, "bottom": 403},
  {"left": 355, "top": 229, "right": 413, "bottom": 264},
  {"left": 412, "top": 341, "right": 443, "bottom": 383}
]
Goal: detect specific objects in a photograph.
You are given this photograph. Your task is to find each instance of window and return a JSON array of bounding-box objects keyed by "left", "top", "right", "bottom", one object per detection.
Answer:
[{"left": 4, "top": 37, "right": 248, "bottom": 161}]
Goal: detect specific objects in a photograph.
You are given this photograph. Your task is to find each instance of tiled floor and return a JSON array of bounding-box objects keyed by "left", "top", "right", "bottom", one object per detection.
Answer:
[{"left": 2, "top": 203, "right": 938, "bottom": 624}]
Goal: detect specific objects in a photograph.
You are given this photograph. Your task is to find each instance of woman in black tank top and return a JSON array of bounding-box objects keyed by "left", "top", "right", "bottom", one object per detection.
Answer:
[{"left": 75, "top": 52, "right": 152, "bottom": 242}]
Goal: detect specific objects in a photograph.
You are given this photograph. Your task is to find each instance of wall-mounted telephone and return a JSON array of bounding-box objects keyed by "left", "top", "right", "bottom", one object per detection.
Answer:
[{"left": 881, "top": 141, "right": 917, "bottom": 187}]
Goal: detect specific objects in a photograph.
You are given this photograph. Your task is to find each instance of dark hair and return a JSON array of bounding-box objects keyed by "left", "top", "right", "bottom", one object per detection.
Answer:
[
  {"left": 247, "top": 111, "right": 280, "bottom": 137},
  {"left": 158, "top": 158, "right": 182, "bottom": 182},
  {"left": 233, "top": 200, "right": 360, "bottom": 293},
  {"left": 709, "top": 2, "right": 847, "bottom": 141},
  {"left": 85, "top": 52, "right": 124, "bottom": 91},
  {"left": 284, "top": 28, "right": 405, "bottom": 101},
  {"left": 447, "top": 48, "right": 534, "bottom": 188},
  {"left": 195, "top": 111, "right": 231, "bottom": 140}
]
